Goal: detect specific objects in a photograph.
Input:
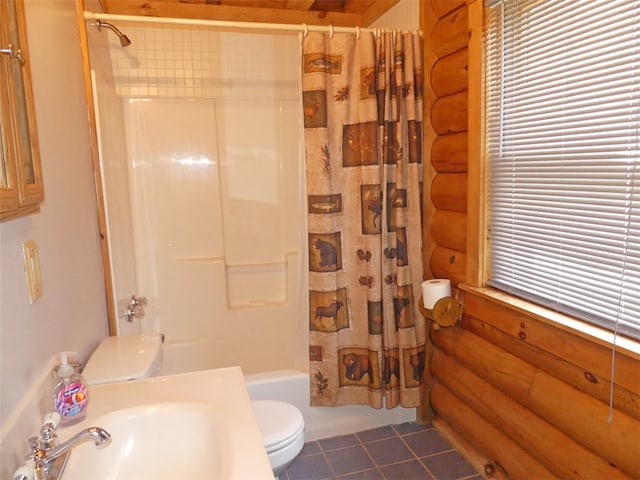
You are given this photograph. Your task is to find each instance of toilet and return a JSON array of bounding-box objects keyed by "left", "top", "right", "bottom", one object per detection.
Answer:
[
  {"left": 251, "top": 399, "right": 305, "bottom": 478},
  {"left": 82, "top": 333, "right": 305, "bottom": 478}
]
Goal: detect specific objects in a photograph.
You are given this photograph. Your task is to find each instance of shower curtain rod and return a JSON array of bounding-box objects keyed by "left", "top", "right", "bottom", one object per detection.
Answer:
[{"left": 83, "top": 11, "right": 421, "bottom": 36}]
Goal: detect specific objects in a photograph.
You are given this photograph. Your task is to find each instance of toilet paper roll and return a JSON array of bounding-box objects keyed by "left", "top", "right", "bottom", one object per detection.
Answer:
[{"left": 421, "top": 279, "right": 451, "bottom": 309}]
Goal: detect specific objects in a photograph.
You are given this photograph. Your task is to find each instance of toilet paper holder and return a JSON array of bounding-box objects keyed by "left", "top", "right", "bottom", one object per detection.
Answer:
[{"left": 418, "top": 295, "right": 463, "bottom": 330}]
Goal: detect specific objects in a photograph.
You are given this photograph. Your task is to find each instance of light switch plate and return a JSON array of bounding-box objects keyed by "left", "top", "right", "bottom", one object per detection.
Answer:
[{"left": 22, "top": 240, "right": 43, "bottom": 304}]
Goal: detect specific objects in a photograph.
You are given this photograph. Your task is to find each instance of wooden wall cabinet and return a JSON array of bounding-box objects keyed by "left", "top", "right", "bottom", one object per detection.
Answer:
[{"left": 0, "top": 0, "right": 43, "bottom": 221}]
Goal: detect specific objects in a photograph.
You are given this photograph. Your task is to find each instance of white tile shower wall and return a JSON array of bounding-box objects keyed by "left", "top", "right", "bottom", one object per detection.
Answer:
[
  {"left": 108, "top": 24, "right": 300, "bottom": 100},
  {"left": 101, "top": 24, "right": 303, "bottom": 373},
  {"left": 106, "top": 23, "right": 302, "bottom": 311}
]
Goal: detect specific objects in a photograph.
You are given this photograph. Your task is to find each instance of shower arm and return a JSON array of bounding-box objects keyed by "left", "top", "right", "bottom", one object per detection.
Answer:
[{"left": 96, "top": 20, "right": 132, "bottom": 47}]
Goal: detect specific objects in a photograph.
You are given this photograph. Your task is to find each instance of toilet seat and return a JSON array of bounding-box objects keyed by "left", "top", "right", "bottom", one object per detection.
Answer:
[{"left": 252, "top": 400, "right": 304, "bottom": 453}]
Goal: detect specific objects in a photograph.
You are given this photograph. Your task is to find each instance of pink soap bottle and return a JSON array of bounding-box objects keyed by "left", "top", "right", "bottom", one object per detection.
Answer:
[{"left": 52, "top": 352, "right": 89, "bottom": 426}]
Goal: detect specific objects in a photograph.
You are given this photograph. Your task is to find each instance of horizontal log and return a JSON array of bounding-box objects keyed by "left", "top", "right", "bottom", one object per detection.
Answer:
[
  {"left": 430, "top": 0, "right": 466, "bottom": 20},
  {"left": 432, "top": 49, "right": 468, "bottom": 97},
  {"left": 432, "top": 91, "right": 468, "bottom": 135},
  {"left": 431, "top": 381, "right": 556, "bottom": 479},
  {"left": 431, "top": 132, "right": 468, "bottom": 173},
  {"left": 430, "top": 246, "right": 466, "bottom": 286},
  {"left": 460, "top": 314, "right": 640, "bottom": 421},
  {"left": 431, "top": 5, "right": 469, "bottom": 58},
  {"left": 432, "top": 349, "right": 631, "bottom": 479},
  {"left": 432, "top": 417, "right": 510, "bottom": 480},
  {"left": 430, "top": 210, "right": 467, "bottom": 252},
  {"left": 431, "top": 173, "right": 467, "bottom": 212},
  {"left": 462, "top": 291, "right": 640, "bottom": 397},
  {"left": 432, "top": 326, "right": 640, "bottom": 477}
]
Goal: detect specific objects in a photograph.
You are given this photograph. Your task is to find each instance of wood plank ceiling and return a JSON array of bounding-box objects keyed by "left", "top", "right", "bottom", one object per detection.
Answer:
[{"left": 100, "top": 0, "right": 400, "bottom": 26}]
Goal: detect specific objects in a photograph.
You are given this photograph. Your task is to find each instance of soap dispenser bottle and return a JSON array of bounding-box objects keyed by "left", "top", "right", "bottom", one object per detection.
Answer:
[{"left": 52, "top": 352, "right": 88, "bottom": 426}]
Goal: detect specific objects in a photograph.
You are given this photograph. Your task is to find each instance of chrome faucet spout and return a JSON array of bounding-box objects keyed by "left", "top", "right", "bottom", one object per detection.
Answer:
[{"left": 44, "top": 427, "right": 111, "bottom": 465}]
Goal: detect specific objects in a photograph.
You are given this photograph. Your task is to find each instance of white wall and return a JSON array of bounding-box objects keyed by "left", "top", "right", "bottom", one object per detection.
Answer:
[{"left": 0, "top": 0, "right": 108, "bottom": 429}]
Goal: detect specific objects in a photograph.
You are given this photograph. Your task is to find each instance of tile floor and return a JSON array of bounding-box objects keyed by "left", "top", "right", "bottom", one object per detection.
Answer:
[{"left": 282, "top": 422, "right": 481, "bottom": 480}]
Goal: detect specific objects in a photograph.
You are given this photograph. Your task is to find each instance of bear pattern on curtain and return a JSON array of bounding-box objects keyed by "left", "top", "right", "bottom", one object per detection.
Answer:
[{"left": 303, "top": 30, "right": 425, "bottom": 408}]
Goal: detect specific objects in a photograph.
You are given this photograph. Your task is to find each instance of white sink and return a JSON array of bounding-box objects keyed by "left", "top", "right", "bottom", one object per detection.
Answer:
[
  {"left": 57, "top": 366, "right": 273, "bottom": 480},
  {"left": 61, "top": 402, "right": 226, "bottom": 479}
]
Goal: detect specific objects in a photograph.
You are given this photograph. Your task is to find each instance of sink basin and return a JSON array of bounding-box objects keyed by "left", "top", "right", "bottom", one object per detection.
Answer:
[
  {"left": 61, "top": 402, "right": 227, "bottom": 479},
  {"left": 55, "top": 366, "right": 273, "bottom": 479}
]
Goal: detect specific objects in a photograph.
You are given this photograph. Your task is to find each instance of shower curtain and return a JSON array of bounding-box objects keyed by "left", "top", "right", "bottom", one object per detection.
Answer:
[{"left": 303, "top": 30, "right": 425, "bottom": 408}]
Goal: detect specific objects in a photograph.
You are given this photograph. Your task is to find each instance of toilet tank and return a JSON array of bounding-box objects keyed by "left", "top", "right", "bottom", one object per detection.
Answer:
[{"left": 82, "top": 334, "right": 163, "bottom": 386}]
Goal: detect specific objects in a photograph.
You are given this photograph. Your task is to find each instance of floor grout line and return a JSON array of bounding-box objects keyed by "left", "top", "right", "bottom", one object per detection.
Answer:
[
  {"left": 419, "top": 447, "right": 458, "bottom": 459},
  {"left": 286, "top": 422, "right": 479, "bottom": 480}
]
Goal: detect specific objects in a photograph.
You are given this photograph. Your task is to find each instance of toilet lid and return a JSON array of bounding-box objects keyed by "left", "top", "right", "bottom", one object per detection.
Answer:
[
  {"left": 83, "top": 334, "right": 162, "bottom": 385},
  {"left": 252, "top": 400, "right": 304, "bottom": 453}
]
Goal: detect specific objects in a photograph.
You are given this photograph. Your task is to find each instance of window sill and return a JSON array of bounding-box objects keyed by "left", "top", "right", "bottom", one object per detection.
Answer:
[{"left": 458, "top": 284, "right": 640, "bottom": 361}]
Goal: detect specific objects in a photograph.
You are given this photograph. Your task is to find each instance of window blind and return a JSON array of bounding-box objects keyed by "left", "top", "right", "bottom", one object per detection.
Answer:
[{"left": 486, "top": 0, "right": 640, "bottom": 340}]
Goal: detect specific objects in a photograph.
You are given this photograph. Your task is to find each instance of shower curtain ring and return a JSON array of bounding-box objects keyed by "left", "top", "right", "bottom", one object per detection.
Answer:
[
  {"left": 302, "top": 23, "right": 308, "bottom": 37},
  {"left": 356, "top": 26, "right": 360, "bottom": 39},
  {"left": 329, "top": 24, "right": 334, "bottom": 38}
]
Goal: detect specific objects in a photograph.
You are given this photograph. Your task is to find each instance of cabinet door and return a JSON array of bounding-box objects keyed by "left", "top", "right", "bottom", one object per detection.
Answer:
[
  {"left": 0, "top": 0, "right": 43, "bottom": 221},
  {"left": 0, "top": 1, "right": 20, "bottom": 215}
]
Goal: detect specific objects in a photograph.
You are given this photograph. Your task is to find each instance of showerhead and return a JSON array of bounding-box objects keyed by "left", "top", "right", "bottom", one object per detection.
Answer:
[{"left": 96, "top": 20, "right": 132, "bottom": 47}]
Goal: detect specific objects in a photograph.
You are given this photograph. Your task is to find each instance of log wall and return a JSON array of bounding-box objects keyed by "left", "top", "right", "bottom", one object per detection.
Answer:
[
  {"left": 422, "top": 1, "right": 640, "bottom": 478},
  {"left": 424, "top": 0, "right": 468, "bottom": 285}
]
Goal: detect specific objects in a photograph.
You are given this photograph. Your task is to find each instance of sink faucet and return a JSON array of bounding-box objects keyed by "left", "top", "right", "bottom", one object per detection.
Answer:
[
  {"left": 26, "top": 421, "right": 111, "bottom": 480},
  {"left": 41, "top": 426, "right": 111, "bottom": 462}
]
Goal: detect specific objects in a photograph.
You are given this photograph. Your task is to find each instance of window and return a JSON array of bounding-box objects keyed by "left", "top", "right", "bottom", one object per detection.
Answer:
[{"left": 485, "top": 0, "right": 639, "bottom": 339}]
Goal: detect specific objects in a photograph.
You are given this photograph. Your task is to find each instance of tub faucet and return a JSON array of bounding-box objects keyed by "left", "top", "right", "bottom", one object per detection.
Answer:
[{"left": 26, "top": 421, "right": 111, "bottom": 480}]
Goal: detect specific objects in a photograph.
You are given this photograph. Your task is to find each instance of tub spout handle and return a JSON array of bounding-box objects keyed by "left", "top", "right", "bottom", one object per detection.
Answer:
[{"left": 124, "top": 294, "right": 147, "bottom": 322}]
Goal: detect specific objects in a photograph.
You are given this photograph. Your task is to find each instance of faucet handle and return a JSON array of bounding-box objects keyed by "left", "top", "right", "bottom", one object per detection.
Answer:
[
  {"left": 124, "top": 294, "right": 148, "bottom": 322},
  {"left": 42, "top": 412, "right": 60, "bottom": 429},
  {"left": 38, "top": 412, "right": 60, "bottom": 450},
  {"left": 13, "top": 458, "right": 36, "bottom": 480},
  {"left": 39, "top": 424, "right": 57, "bottom": 450},
  {"left": 130, "top": 294, "right": 147, "bottom": 308}
]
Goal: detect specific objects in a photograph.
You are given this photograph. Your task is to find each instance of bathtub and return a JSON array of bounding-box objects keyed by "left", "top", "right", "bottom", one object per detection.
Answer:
[
  {"left": 161, "top": 344, "right": 418, "bottom": 440},
  {"left": 244, "top": 369, "right": 416, "bottom": 441}
]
